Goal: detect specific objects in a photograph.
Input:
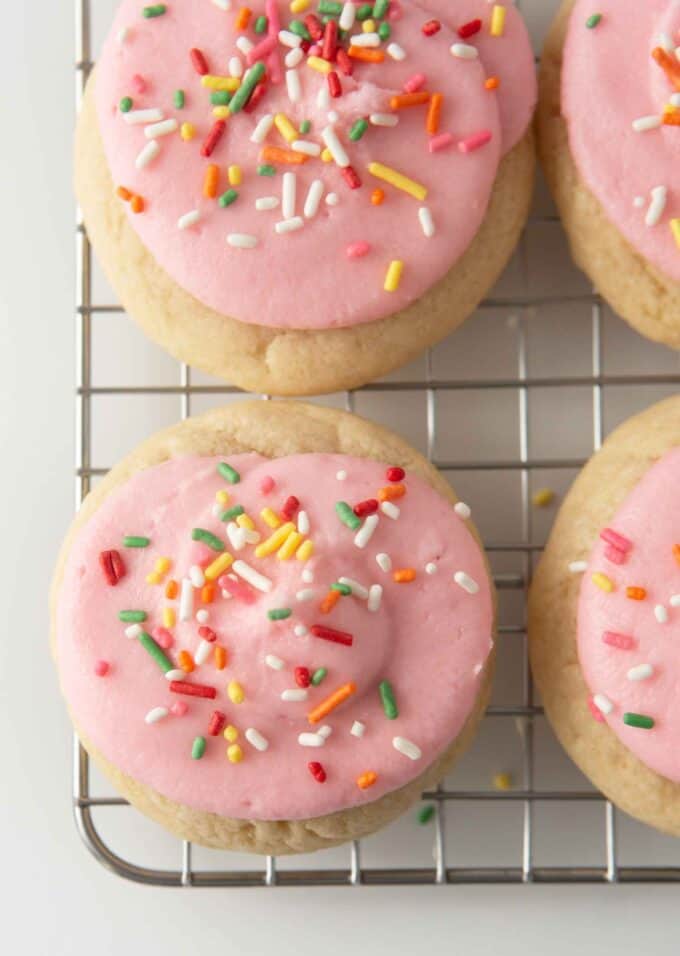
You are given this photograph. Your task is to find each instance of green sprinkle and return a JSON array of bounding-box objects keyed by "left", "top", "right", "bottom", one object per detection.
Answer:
[
  {"left": 311, "top": 667, "right": 328, "bottom": 686},
  {"left": 139, "top": 631, "right": 174, "bottom": 672},
  {"left": 218, "top": 188, "right": 239, "bottom": 208},
  {"left": 319, "top": 0, "right": 343, "bottom": 14},
  {"left": 120, "top": 96, "right": 133, "bottom": 113},
  {"left": 331, "top": 582, "right": 352, "bottom": 595},
  {"left": 221, "top": 505, "right": 245, "bottom": 521},
  {"left": 229, "top": 60, "right": 266, "bottom": 114},
  {"left": 623, "top": 712, "right": 655, "bottom": 730},
  {"left": 585, "top": 13, "right": 602, "bottom": 28},
  {"left": 123, "top": 535, "right": 150, "bottom": 548},
  {"left": 417, "top": 804, "right": 436, "bottom": 826},
  {"left": 118, "top": 610, "right": 148, "bottom": 623},
  {"left": 192, "top": 736, "right": 207, "bottom": 760},
  {"left": 268, "top": 608, "right": 292, "bottom": 621},
  {"left": 173, "top": 89, "right": 185, "bottom": 109},
  {"left": 299, "top": 119, "right": 311, "bottom": 135},
  {"left": 211, "top": 90, "right": 232, "bottom": 106},
  {"left": 349, "top": 118, "right": 368, "bottom": 142},
  {"left": 191, "top": 528, "right": 225, "bottom": 552},
  {"left": 378, "top": 20, "right": 390, "bottom": 40},
  {"left": 357, "top": 3, "right": 373, "bottom": 20},
  {"left": 335, "top": 501, "right": 361, "bottom": 530},
  {"left": 379, "top": 680, "right": 399, "bottom": 720},
  {"left": 257, "top": 164, "right": 276, "bottom": 176},
  {"left": 142, "top": 4, "right": 167, "bottom": 17},
  {"left": 372, "top": 0, "right": 389, "bottom": 19},
  {"left": 217, "top": 461, "right": 241, "bottom": 484},
  {"left": 289, "top": 19, "right": 311, "bottom": 39},
  {"left": 254, "top": 14, "right": 268, "bottom": 33}
]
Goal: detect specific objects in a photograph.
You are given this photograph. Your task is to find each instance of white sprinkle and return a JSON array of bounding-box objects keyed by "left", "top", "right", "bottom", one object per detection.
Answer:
[
  {"left": 325, "top": 192, "right": 339, "bottom": 207},
  {"left": 368, "top": 584, "right": 383, "bottom": 613},
  {"left": 454, "top": 571, "right": 479, "bottom": 594},
  {"left": 322, "top": 125, "right": 350, "bottom": 167},
  {"left": 593, "top": 694, "right": 613, "bottom": 715},
  {"left": 117, "top": 27, "right": 130, "bottom": 44},
  {"left": 339, "top": 1, "right": 356, "bottom": 30},
  {"left": 392, "top": 736, "right": 422, "bottom": 760},
  {"left": 354, "top": 514, "right": 379, "bottom": 549},
  {"left": 380, "top": 501, "right": 400, "bottom": 520},
  {"left": 265, "top": 654, "right": 284, "bottom": 670},
  {"left": 282, "top": 171, "right": 297, "bottom": 219},
  {"left": 124, "top": 108, "right": 164, "bottom": 125},
  {"left": 351, "top": 31, "right": 380, "bottom": 47},
  {"left": 338, "top": 577, "right": 369, "bottom": 600},
  {"left": 145, "top": 707, "right": 169, "bottom": 725},
  {"left": 670, "top": 594, "right": 680, "bottom": 607},
  {"left": 450, "top": 42, "right": 479, "bottom": 59},
  {"left": 212, "top": 0, "right": 232, "bottom": 9},
  {"left": 279, "top": 29, "right": 302, "bottom": 47},
  {"left": 645, "top": 186, "right": 667, "bottom": 227},
  {"left": 275, "top": 216, "right": 304, "bottom": 234},
  {"left": 282, "top": 688, "right": 308, "bottom": 702},
  {"left": 317, "top": 725, "right": 332, "bottom": 739},
  {"left": 297, "top": 510, "right": 310, "bottom": 535},
  {"left": 671, "top": 93, "right": 680, "bottom": 108},
  {"left": 294, "top": 623, "right": 309, "bottom": 637},
  {"left": 376, "top": 553, "right": 392, "bottom": 573},
  {"left": 243, "top": 529, "right": 261, "bottom": 545},
  {"left": 301, "top": 568, "right": 314, "bottom": 584},
  {"left": 229, "top": 55, "right": 243, "bottom": 77},
  {"left": 255, "top": 195, "right": 280, "bottom": 211},
  {"left": 286, "top": 68, "right": 302, "bottom": 104},
  {"left": 568, "top": 560, "right": 588, "bottom": 573},
  {"left": 179, "top": 578, "right": 194, "bottom": 621},
  {"left": 144, "top": 118, "right": 178, "bottom": 138},
  {"left": 303, "top": 178, "right": 325, "bottom": 218},
  {"left": 212, "top": 503, "right": 223, "bottom": 518},
  {"left": 317, "top": 85, "right": 330, "bottom": 110},
  {"left": 387, "top": 42, "right": 406, "bottom": 61},
  {"left": 236, "top": 35, "right": 254, "bottom": 55},
  {"left": 226, "top": 522, "right": 247, "bottom": 551},
  {"left": 454, "top": 502, "right": 471, "bottom": 520},
  {"left": 425, "top": 563, "right": 437, "bottom": 575},
  {"left": 296, "top": 588, "right": 317, "bottom": 602},
  {"left": 298, "top": 732, "right": 325, "bottom": 747},
  {"left": 627, "top": 663, "right": 654, "bottom": 682},
  {"left": 164, "top": 669, "right": 185, "bottom": 682},
  {"left": 189, "top": 564, "right": 205, "bottom": 588},
  {"left": 125, "top": 624, "right": 143, "bottom": 639},
  {"left": 135, "top": 140, "right": 160, "bottom": 169},
  {"left": 177, "top": 209, "right": 201, "bottom": 231},
  {"left": 245, "top": 728, "right": 269, "bottom": 752},
  {"left": 633, "top": 196, "right": 646, "bottom": 208},
  {"left": 657, "top": 31, "right": 675, "bottom": 53},
  {"left": 632, "top": 115, "right": 662, "bottom": 132},
  {"left": 418, "top": 206, "right": 435, "bottom": 238},
  {"left": 336, "top": 469, "right": 347, "bottom": 481},
  {"left": 195, "top": 639, "right": 213, "bottom": 666},
  {"left": 350, "top": 720, "right": 365, "bottom": 738},
  {"left": 196, "top": 609, "right": 210, "bottom": 624},
  {"left": 655, "top": 604, "right": 668, "bottom": 623},
  {"left": 285, "top": 46, "right": 304, "bottom": 68},
  {"left": 227, "top": 233, "right": 259, "bottom": 249},
  {"left": 292, "top": 139, "right": 322, "bottom": 157},
  {"left": 251, "top": 113, "right": 274, "bottom": 144},
  {"left": 370, "top": 112, "right": 399, "bottom": 127},
  {"left": 233, "top": 559, "right": 273, "bottom": 592}
]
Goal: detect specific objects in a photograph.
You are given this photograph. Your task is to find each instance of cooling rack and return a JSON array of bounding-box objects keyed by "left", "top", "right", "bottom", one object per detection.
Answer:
[{"left": 73, "top": 0, "right": 680, "bottom": 885}]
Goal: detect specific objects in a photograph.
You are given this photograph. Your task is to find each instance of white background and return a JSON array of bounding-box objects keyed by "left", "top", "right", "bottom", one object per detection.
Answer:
[{"left": 2, "top": 1, "right": 680, "bottom": 953}]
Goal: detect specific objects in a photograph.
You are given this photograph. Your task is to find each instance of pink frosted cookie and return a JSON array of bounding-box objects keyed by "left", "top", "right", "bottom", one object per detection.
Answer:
[
  {"left": 51, "top": 401, "right": 495, "bottom": 854},
  {"left": 529, "top": 396, "right": 680, "bottom": 836},
  {"left": 539, "top": 0, "right": 680, "bottom": 349},
  {"left": 75, "top": 0, "right": 536, "bottom": 394}
]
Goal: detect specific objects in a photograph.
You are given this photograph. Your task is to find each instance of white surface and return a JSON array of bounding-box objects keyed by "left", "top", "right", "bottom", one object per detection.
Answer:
[{"left": 1, "top": 1, "right": 680, "bottom": 953}]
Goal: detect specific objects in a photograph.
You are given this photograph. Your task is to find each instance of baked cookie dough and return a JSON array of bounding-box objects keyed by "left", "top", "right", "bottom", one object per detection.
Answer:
[
  {"left": 52, "top": 401, "right": 496, "bottom": 854},
  {"left": 75, "top": 0, "right": 536, "bottom": 395},
  {"left": 538, "top": 0, "right": 680, "bottom": 350},
  {"left": 529, "top": 396, "right": 680, "bottom": 835}
]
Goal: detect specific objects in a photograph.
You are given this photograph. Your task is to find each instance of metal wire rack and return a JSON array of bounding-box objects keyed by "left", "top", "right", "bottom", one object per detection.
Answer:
[{"left": 73, "top": 0, "right": 680, "bottom": 886}]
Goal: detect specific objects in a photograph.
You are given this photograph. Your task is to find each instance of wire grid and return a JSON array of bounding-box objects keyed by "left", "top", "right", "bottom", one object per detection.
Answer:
[{"left": 73, "top": 0, "right": 680, "bottom": 886}]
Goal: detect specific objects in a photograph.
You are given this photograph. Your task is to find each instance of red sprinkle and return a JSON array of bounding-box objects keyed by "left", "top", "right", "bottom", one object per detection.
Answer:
[
  {"left": 170, "top": 680, "right": 217, "bottom": 699},
  {"left": 260, "top": 475, "right": 275, "bottom": 494},
  {"left": 600, "top": 528, "right": 633, "bottom": 553},
  {"left": 322, "top": 20, "right": 338, "bottom": 61},
  {"left": 604, "top": 545, "right": 626, "bottom": 565},
  {"left": 171, "top": 701, "right": 188, "bottom": 717},
  {"left": 281, "top": 495, "right": 300, "bottom": 520},
  {"left": 587, "top": 696, "right": 606, "bottom": 723},
  {"left": 457, "top": 18, "right": 482, "bottom": 38},
  {"left": 341, "top": 165, "right": 361, "bottom": 189},
  {"left": 336, "top": 48, "right": 353, "bottom": 76},
  {"left": 602, "top": 631, "right": 636, "bottom": 651},
  {"left": 328, "top": 70, "right": 342, "bottom": 98},
  {"left": 208, "top": 710, "right": 227, "bottom": 736},
  {"left": 99, "top": 550, "right": 119, "bottom": 586},
  {"left": 386, "top": 466, "right": 405, "bottom": 482},
  {"left": 131, "top": 73, "right": 147, "bottom": 93},
  {"left": 219, "top": 573, "right": 257, "bottom": 604},
  {"left": 244, "top": 80, "right": 268, "bottom": 113},
  {"left": 153, "top": 627, "right": 174, "bottom": 649},
  {"left": 304, "top": 13, "right": 324, "bottom": 40},
  {"left": 422, "top": 19, "right": 441, "bottom": 36},
  {"left": 310, "top": 625, "right": 354, "bottom": 647},
  {"left": 346, "top": 240, "right": 371, "bottom": 259},
  {"left": 308, "top": 761, "right": 327, "bottom": 783},
  {"left": 403, "top": 73, "right": 426, "bottom": 93},
  {"left": 295, "top": 666, "right": 311, "bottom": 688},
  {"left": 94, "top": 660, "right": 110, "bottom": 677},
  {"left": 353, "top": 499, "right": 379, "bottom": 517},
  {"left": 201, "top": 120, "right": 226, "bottom": 158},
  {"left": 199, "top": 625, "right": 217, "bottom": 643},
  {"left": 190, "top": 48, "right": 209, "bottom": 76}
]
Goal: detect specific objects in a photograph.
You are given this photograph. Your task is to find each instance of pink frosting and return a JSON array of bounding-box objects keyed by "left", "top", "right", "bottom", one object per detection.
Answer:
[
  {"left": 55, "top": 454, "right": 493, "bottom": 820},
  {"left": 94, "top": 1, "right": 535, "bottom": 330},
  {"left": 578, "top": 448, "right": 680, "bottom": 781},
  {"left": 563, "top": 1, "right": 680, "bottom": 281}
]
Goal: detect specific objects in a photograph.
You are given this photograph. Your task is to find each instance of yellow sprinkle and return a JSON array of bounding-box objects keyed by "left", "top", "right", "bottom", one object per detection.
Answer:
[
  {"left": 256, "top": 522, "right": 296, "bottom": 558},
  {"left": 146, "top": 572, "right": 162, "bottom": 585},
  {"left": 236, "top": 513, "right": 255, "bottom": 530},
  {"left": 180, "top": 122, "right": 195, "bottom": 141},
  {"left": 201, "top": 74, "right": 241, "bottom": 91},
  {"left": 663, "top": 104, "right": 679, "bottom": 116},
  {"left": 532, "top": 488, "right": 555, "bottom": 508},
  {"left": 216, "top": 489, "right": 230, "bottom": 505},
  {"left": 368, "top": 161, "right": 428, "bottom": 201},
  {"left": 155, "top": 556, "right": 172, "bottom": 575},
  {"left": 592, "top": 572, "right": 615, "bottom": 593},
  {"left": 278, "top": 531, "right": 304, "bottom": 560},
  {"left": 260, "top": 507, "right": 282, "bottom": 529},
  {"left": 213, "top": 105, "right": 231, "bottom": 119},
  {"left": 204, "top": 552, "right": 234, "bottom": 581},
  {"left": 321, "top": 147, "right": 333, "bottom": 163},
  {"left": 384, "top": 260, "right": 404, "bottom": 293},
  {"left": 223, "top": 724, "right": 239, "bottom": 743},
  {"left": 228, "top": 680, "right": 245, "bottom": 704},
  {"left": 163, "top": 607, "right": 176, "bottom": 628},
  {"left": 228, "top": 164, "right": 242, "bottom": 186},
  {"left": 227, "top": 743, "right": 244, "bottom": 763},
  {"left": 296, "top": 539, "right": 314, "bottom": 562},
  {"left": 307, "top": 55, "right": 332, "bottom": 75},
  {"left": 290, "top": 0, "right": 310, "bottom": 11},
  {"left": 362, "top": 18, "right": 376, "bottom": 31},
  {"left": 671, "top": 219, "right": 680, "bottom": 249},
  {"left": 493, "top": 772, "right": 513, "bottom": 791},
  {"left": 490, "top": 4, "right": 506, "bottom": 36},
  {"left": 274, "top": 112, "right": 298, "bottom": 143}
]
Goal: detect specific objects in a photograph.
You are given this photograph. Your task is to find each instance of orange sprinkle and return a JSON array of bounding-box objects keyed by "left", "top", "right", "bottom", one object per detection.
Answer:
[
  {"left": 390, "top": 91, "right": 431, "bottom": 110},
  {"left": 663, "top": 111, "right": 680, "bottom": 126},
  {"left": 214, "top": 645, "right": 227, "bottom": 670},
  {"left": 393, "top": 568, "right": 416, "bottom": 584},
  {"left": 117, "top": 186, "right": 133, "bottom": 201},
  {"left": 307, "top": 682, "right": 357, "bottom": 725},
  {"left": 165, "top": 579, "right": 179, "bottom": 599},
  {"left": 201, "top": 583, "right": 216, "bottom": 604},
  {"left": 320, "top": 589, "right": 341, "bottom": 614},
  {"left": 203, "top": 163, "right": 220, "bottom": 198},
  {"left": 357, "top": 770, "right": 378, "bottom": 790},
  {"left": 485, "top": 76, "right": 500, "bottom": 90},
  {"left": 673, "top": 544, "right": 680, "bottom": 565},
  {"left": 348, "top": 46, "right": 385, "bottom": 63},
  {"left": 371, "top": 188, "right": 385, "bottom": 205},
  {"left": 378, "top": 483, "right": 406, "bottom": 502},
  {"left": 235, "top": 6, "right": 252, "bottom": 31},
  {"left": 178, "top": 650, "right": 195, "bottom": 673},
  {"left": 652, "top": 47, "right": 680, "bottom": 92},
  {"left": 626, "top": 586, "right": 647, "bottom": 601},
  {"left": 260, "top": 145, "right": 310, "bottom": 165},
  {"left": 130, "top": 195, "right": 145, "bottom": 214},
  {"left": 426, "top": 92, "right": 443, "bottom": 134}
]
